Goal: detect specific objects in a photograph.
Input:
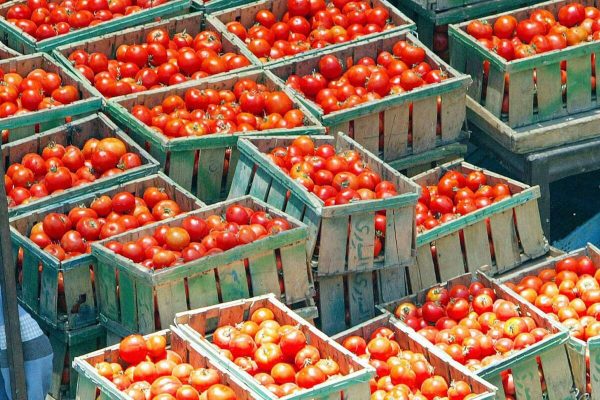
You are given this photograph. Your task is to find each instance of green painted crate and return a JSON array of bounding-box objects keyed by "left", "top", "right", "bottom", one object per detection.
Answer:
[
  {"left": 176, "top": 293, "right": 374, "bottom": 400},
  {"left": 74, "top": 327, "right": 259, "bottom": 399},
  {"left": 498, "top": 243, "right": 600, "bottom": 398},
  {"left": 208, "top": 0, "right": 415, "bottom": 67},
  {"left": 93, "top": 195, "right": 315, "bottom": 336},
  {"left": 193, "top": 0, "right": 249, "bottom": 13},
  {"left": 4, "top": 112, "right": 158, "bottom": 218},
  {"left": 0, "top": 0, "right": 190, "bottom": 54},
  {"left": 0, "top": 53, "right": 101, "bottom": 141},
  {"left": 378, "top": 271, "right": 575, "bottom": 400},
  {"left": 52, "top": 11, "right": 257, "bottom": 100},
  {"left": 32, "top": 315, "right": 106, "bottom": 400},
  {"left": 409, "top": 159, "right": 548, "bottom": 294},
  {"left": 450, "top": 0, "right": 600, "bottom": 153},
  {"left": 228, "top": 133, "right": 420, "bottom": 335},
  {"left": 267, "top": 31, "right": 471, "bottom": 165},
  {"left": 11, "top": 172, "right": 204, "bottom": 332},
  {"left": 332, "top": 314, "right": 497, "bottom": 399},
  {"left": 106, "top": 69, "right": 324, "bottom": 205}
]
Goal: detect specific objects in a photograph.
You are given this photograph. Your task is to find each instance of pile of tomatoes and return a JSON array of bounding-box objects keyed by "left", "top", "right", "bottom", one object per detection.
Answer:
[
  {"left": 284, "top": 43, "right": 445, "bottom": 114},
  {"left": 416, "top": 169, "right": 512, "bottom": 232},
  {"left": 5, "top": 0, "right": 170, "bottom": 41},
  {"left": 207, "top": 307, "right": 343, "bottom": 397},
  {"left": 27, "top": 187, "right": 185, "bottom": 261},
  {"left": 67, "top": 28, "right": 251, "bottom": 98},
  {"left": 4, "top": 136, "right": 141, "bottom": 207},
  {"left": 94, "top": 333, "right": 238, "bottom": 399},
  {"left": 225, "top": 0, "right": 397, "bottom": 62},
  {"left": 467, "top": 3, "right": 600, "bottom": 60},
  {"left": 0, "top": 68, "right": 79, "bottom": 118},
  {"left": 129, "top": 78, "right": 306, "bottom": 138},
  {"left": 107, "top": 204, "right": 290, "bottom": 269},
  {"left": 340, "top": 329, "right": 476, "bottom": 400}
]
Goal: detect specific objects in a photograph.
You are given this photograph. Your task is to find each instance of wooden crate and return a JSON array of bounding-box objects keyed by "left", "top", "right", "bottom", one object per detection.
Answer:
[
  {"left": 92, "top": 195, "right": 315, "bottom": 335},
  {"left": 0, "top": 0, "right": 190, "bottom": 54},
  {"left": 10, "top": 172, "right": 203, "bottom": 331},
  {"left": 175, "top": 294, "right": 375, "bottom": 400},
  {"left": 228, "top": 133, "right": 420, "bottom": 335},
  {"left": 332, "top": 314, "right": 497, "bottom": 400},
  {"left": 378, "top": 271, "right": 575, "bottom": 400},
  {"left": 409, "top": 159, "right": 548, "bottom": 293},
  {"left": 0, "top": 53, "right": 101, "bottom": 140},
  {"left": 107, "top": 69, "right": 324, "bottom": 205},
  {"left": 0, "top": 40, "right": 19, "bottom": 58},
  {"left": 74, "top": 327, "right": 259, "bottom": 400},
  {"left": 208, "top": 0, "right": 414, "bottom": 67},
  {"left": 498, "top": 243, "right": 600, "bottom": 398},
  {"left": 267, "top": 30, "right": 471, "bottom": 164},
  {"left": 450, "top": 0, "right": 600, "bottom": 153},
  {"left": 4, "top": 113, "right": 158, "bottom": 218},
  {"left": 52, "top": 11, "right": 257, "bottom": 100}
]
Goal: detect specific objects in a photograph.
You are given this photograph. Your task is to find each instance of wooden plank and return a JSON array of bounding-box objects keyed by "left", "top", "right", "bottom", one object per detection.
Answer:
[
  {"left": 196, "top": 148, "right": 226, "bottom": 204},
  {"left": 347, "top": 271, "right": 375, "bottom": 327},
  {"left": 508, "top": 69, "right": 535, "bottom": 128},
  {"left": 535, "top": 62, "right": 563, "bottom": 121},
  {"left": 441, "top": 89, "right": 466, "bottom": 142},
  {"left": 347, "top": 213, "right": 375, "bottom": 273},
  {"left": 167, "top": 150, "right": 195, "bottom": 192},
  {"left": 465, "top": 49, "right": 484, "bottom": 102},
  {"left": 155, "top": 281, "right": 188, "bottom": 332},
  {"left": 228, "top": 154, "right": 253, "bottom": 198},
  {"left": 117, "top": 268, "right": 137, "bottom": 333},
  {"left": 435, "top": 232, "right": 466, "bottom": 282},
  {"left": 566, "top": 53, "right": 592, "bottom": 114},
  {"left": 302, "top": 206, "right": 321, "bottom": 258},
  {"left": 483, "top": 62, "right": 505, "bottom": 118},
  {"left": 412, "top": 245, "right": 437, "bottom": 292},
  {"left": 512, "top": 357, "right": 544, "bottom": 400},
  {"left": 135, "top": 281, "right": 155, "bottom": 335},
  {"left": 283, "top": 194, "right": 304, "bottom": 221},
  {"left": 317, "top": 216, "right": 349, "bottom": 276},
  {"left": 385, "top": 207, "right": 414, "bottom": 269},
  {"left": 329, "top": 121, "right": 350, "bottom": 136},
  {"left": 21, "top": 251, "right": 39, "bottom": 313},
  {"left": 383, "top": 103, "right": 409, "bottom": 161},
  {"left": 39, "top": 266, "right": 58, "bottom": 324},
  {"left": 318, "top": 275, "right": 346, "bottom": 335},
  {"left": 265, "top": 178, "right": 286, "bottom": 210},
  {"left": 565, "top": 341, "right": 587, "bottom": 396},
  {"left": 63, "top": 265, "right": 95, "bottom": 329},
  {"left": 462, "top": 222, "right": 493, "bottom": 272},
  {"left": 248, "top": 167, "right": 272, "bottom": 202},
  {"left": 411, "top": 96, "right": 438, "bottom": 153},
  {"left": 353, "top": 113, "right": 379, "bottom": 154},
  {"left": 514, "top": 200, "right": 547, "bottom": 259},
  {"left": 187, "top": 271, "right": 219, "bottom": 309},
  {"left": 490, "top": 210, "right": 521, "bottom": 273},
  {"left": 218, "top": 260, "right": 250, "bottom": 302},
  {"left": 589, "top": 339, "right": 600, "bottom": 397},
  {"left": 377, "top": 265, "right": 407, "bottom": 304},
  {"left": 485, "top": 374, "right": 506, "bottom": 400},
  {"left": 76, "top": 376, "right": 97, "bottom": 399},
  {"left": 279, "top": 243, "right": 310, "bottom": 305},
  {"left": 539, "top": 345, "right": 574, "bottom": 400},
  {"left": 248, "top": 251, "right": 281, "bottom": 298}
]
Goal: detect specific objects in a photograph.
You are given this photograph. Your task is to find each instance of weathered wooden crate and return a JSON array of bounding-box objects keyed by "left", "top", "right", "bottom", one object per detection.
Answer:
[
  {"left": 74, "top": 327, "right": 258, "bottom": 400},
  {"left": 409, "top": 159, "right": 548, "bottom": 293},
  {"left": 4, "top": 113, "right": 158, "bottom": 218},
  {"left": 52, "top": 11, "right": 257, "bottom": 100},
  {"left": 0, "top": 53, "right": 101, "bottom": 140},
  {"left": 228, "top": 133, "right": 420, "bottom": 335},
  {"left": 267, "top": 31, "right": 471, "bottom": 164},
  {"left": 378, "top": 271, "right": 575, "bottom": 400},
  {"left": 92, "top": 195, "right": 315, "bottom": 336},
  {"left": 176, "top": 294, "right": 375, "bottom": 400},
  {"left": 498, "top": 243, "right": 600, "bottom": 398},
  {"left": 332, "top": 314, "right": 497, "bottom": 399},
  {"left": 209, "top": 0, "right": 414, "bottom": 67},
  {"left": 450, "top": 0, "right": 600, "bottom": 153},
  {"left": 11, "top": 172, "right": 203, "bottom": 332},
  {"left": 0, "top": 0, "right": 190, "bottom": 54},
  {"left": 0, "top": 40, "right": 19, "bottom": 58},
  {"left": 32, "top": 315, "right": 106, "bottom": 400},
  {"left": 107, "top": 69, "right": 324, "bottom": 205}
]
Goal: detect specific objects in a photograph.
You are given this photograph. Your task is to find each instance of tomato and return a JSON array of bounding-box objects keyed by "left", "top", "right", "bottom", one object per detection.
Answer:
[
  {"left": 516, "top": 19, "right": 546, "bottom": 43},
  {"left": 494, "top": 15, "right": 518, "bottom": 38},
  {"left": 342, "top": 336, "right": 367, "bottom": 355},
  {"left": 558, "top": 3, "right": 586, "bottom": 27},
  {"left": 119, "top": 334, "right": 148, "bottom": 364}
]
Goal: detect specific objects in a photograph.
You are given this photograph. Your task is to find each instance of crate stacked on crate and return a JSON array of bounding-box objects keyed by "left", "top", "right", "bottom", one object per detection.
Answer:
[
  {"left": 74, "top": 327, "right": 258, "bottom": 399},
  {"left": 3, "top": 113, "right": 158, "bottom": 217},
  {"left": 52, "top": 11, "right": 257, "bottom": 100},
  {"left": 228, "top": 133, "right": 420, "bottom": 335},
  {"left": 0, "top": 0, "right": 191, "bottom": 54},
  {"left": 208, "top": 0, "right": 415, "bottom": 67},
  {"left": 106, "top": 69, "right": 324, "bottom": 204},
  {"left": 378, "top": 271, "right": 576, "bottom": 400},
  {"left": 0, "top": 53, "right": 101, "bottom": 141},
  {"left": 497, "top": 243, "right": 600, "bottom": 398},
  {"left": 92, "top": 195, "right": 315, "bottom": 337},
  {"left": 176, "top": 294, "right": 375, "bottom": 399},
  {"left": 267, "top": 30, "right": 471, "bottom": 176},
  {"left": 408, "top": 159, "right": 548, "bottom": 293},
  {"left": 332, "top": 313, "right": 497, "bottom": 399}
]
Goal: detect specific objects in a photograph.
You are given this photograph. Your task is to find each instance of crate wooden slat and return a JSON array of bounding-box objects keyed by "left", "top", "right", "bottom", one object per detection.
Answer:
[
  {"left": 229, "top": 133, "right": 420, "bottom": 335},
  {"left": 209, "top": 0, "right": 414, "bottom": 67},
  {"left": 175, "top": 294, "right": 375, "bottom": 400},
  {"left": 52, "top": 11, "right": 257, "bottom": 100},
  {"left": 408, "top": 159, "right": 548, "bottom": 293},
  {"left": 378, "top": 271, "right": 575, "bottom": 400},
  {"left": 73, "top": 327, "right": 259, "bottom": 400},
  {"left": 0, "top": 0, "right": 190, "bottom": 54},
  {"left": 92, "top": 195, "right": 315, "bottom": 335},
  {"left": 498, "top": 243, "right": 600, "bottom": 398},
  {"left": 108, "top": 69, "right": 324, "bottom": 205},
  {"left": 332, "top": 314, "right": 497, "bottom": 399},
  {"left": 10, "top": 171, "right": 203, "bottom": 331},
  {"left": 267, "top": 30, "right": 471, "bottom": 164},
  {"left": 0, "top": 53, "right": 101, "bottom": 141},
  {"left": 0, "top": 40, "right": 19, "bottom": 58},
  {"left": 3, "top": 113, "right": 158, "bottom": 218}
]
